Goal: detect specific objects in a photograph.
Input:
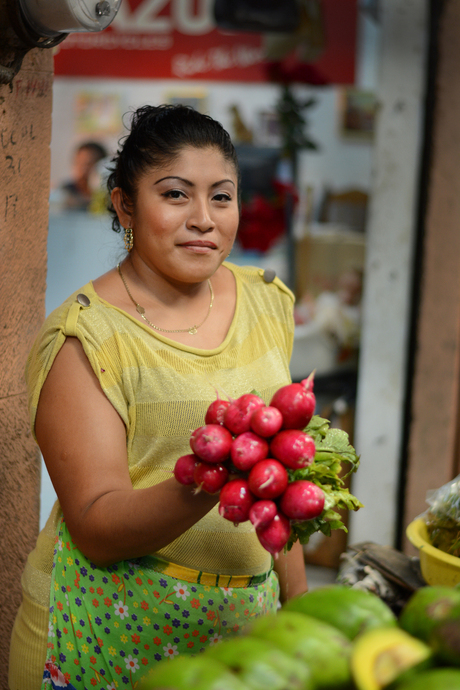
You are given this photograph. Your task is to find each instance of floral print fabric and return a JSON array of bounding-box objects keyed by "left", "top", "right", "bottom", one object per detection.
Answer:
[{"left": 42, "top": 517, "right": 279, "bottom": 689}]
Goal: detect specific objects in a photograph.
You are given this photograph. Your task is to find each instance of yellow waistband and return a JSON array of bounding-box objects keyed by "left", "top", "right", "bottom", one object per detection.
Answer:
[{"left": 140, "top": 554, "right": 272, "bottom": 588}]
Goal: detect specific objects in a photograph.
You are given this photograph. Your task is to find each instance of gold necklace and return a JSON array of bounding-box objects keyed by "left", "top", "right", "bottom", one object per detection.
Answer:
[{"left": 117, "top": 263, "right": 214, "bottom": 335}]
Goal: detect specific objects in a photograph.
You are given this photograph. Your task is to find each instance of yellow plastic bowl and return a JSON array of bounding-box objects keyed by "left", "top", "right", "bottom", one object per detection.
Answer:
[{"left": 406, "top": 518, "right": 460, "bottom": 587}]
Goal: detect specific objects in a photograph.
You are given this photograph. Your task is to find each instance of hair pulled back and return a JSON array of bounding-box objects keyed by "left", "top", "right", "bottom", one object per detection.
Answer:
[{"left": 107, "top": 104, "right": 240, "bottom": 233}]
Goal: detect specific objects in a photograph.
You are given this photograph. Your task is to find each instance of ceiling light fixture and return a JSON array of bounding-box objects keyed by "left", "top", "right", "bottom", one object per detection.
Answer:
[
  {"left": 16, "top": 0, "right": 121, "bottom": 42},
  {"left": 1, "top": 0, "right": 121, "bottom": 84}
]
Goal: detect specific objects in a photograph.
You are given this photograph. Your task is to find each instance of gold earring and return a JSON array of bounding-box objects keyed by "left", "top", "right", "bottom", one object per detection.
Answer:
[{"left": 124, "top": 227, "right": 133, "bottom": 252}]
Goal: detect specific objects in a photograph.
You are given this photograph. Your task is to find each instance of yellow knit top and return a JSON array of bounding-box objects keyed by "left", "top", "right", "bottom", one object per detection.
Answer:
[{"left": 22, "top": 262, "right": 295, "bottom": 612}]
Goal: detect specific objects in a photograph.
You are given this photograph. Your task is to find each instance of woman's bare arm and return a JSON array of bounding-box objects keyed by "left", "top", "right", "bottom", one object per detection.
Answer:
[
  {"left": 36, "top": 336, "right": 218, "bottom": 567},
  {"left": 273, "top": 541, "right": 308, "bottom": 603}
]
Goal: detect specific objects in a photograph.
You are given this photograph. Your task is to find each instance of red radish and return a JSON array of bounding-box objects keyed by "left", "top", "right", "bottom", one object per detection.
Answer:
[
  {"left": 249, "top": 500, "right": 278, "bottom": 530},
  {"left": 250, "top": 406, "right": 284, "bottom": 438},
  {"left": 205, "top": 398, "right": 231, "bottom": 425},
  {"left": 270, "top": 381, "right": 315, "bottom": 430},
  {"left": 301, "top": 371, "right": 315, "bottom": 393},
  {"left": 223, "top": 393, "right": 265, "bottom": 435},
  {"left": 230, "top": 432, "right": 269, "bottom": 472},
  {"left": 270, "top": 429, "right": 316, "bottom": 470},
  {"left": 193, "top": 462, "right": 229, "bottom": 494},
  {"left": 190, "top": 424, "right": 233, "bottom": 464},
  {"left": 218, "top": 478, "right": 255, "bottom": 524},
  {"left": 279, "top": 480, "right": 325, "bottom": 521},
  {"left": 248, "top": 458, "right": 288, "bottom": 499},
  {"left": 256, "top": 511, "right": 291, "bottom": 557},
  {"left": 173, "top": 453, "right": 200, "bottom": 485}
]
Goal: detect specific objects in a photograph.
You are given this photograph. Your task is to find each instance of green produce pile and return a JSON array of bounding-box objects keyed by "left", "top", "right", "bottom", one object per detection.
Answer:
[{"left": 139, "top": 583, "right": 460, "bottom": 690}]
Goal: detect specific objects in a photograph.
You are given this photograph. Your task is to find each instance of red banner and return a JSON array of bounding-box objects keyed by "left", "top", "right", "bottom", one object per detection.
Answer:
[{"left": 53, "top": 0, "right": 357, "bottom": 84}]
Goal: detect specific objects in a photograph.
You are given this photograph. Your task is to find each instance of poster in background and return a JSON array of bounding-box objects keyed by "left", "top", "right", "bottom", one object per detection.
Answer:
[
  {"left": 53, "top": 0, "right": 357, "bottom": 84},
  {"left": 339, "top": 88, "right": 377, "bottom": 140},
  {"left": 74, "top": 92, "right": 123, "bottom": 135}
]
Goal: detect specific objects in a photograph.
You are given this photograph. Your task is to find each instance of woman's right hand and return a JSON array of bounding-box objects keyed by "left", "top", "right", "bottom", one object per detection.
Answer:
[{"left": 35, "top": 337, "right": 219, "bottom": 567}]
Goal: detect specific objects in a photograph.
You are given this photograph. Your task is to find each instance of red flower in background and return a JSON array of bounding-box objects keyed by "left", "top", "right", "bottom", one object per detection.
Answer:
[{"left": 237, "top": 180, "right": 298, "bottom": 253}]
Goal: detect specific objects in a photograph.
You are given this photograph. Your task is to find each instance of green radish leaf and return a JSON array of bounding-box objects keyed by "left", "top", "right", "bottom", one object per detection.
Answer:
[
  {"left": 289, "top": 458, "right": 344, "bottom": 486},
  {"left": 277, "top": 414, "right": 363, "bottom": 551},
  {"left": 323, "top": 493, "right": 337, "bottom": 511},
  {"left": 313, "top": 454, "right": 343, "bottom": 477},
  {"left": 286, "top": 509, "right": 348, "bottom": 551},
  {"left": 304, "top": 415, "right": 330, "bottom": 441},
  {"left": 318, "top": 427, "right": 355, "bottom": 453},
  {"left": 320, "top": 484, "right": 363, "bottom": 510},
  {"left": 305, "top": 416, "right": 360, "bottom": 477},
  {"left": 287, "top": 518, "right": 323, "bottom": 549},
  {"left": 333, "top": 489, "right": 363, "bottom": 511},
  {"left": 319, "top": 518, "right": 347, "bottom": 536},
  {"left": 322, "top": 508, "right": 346, "bottom": 523}
]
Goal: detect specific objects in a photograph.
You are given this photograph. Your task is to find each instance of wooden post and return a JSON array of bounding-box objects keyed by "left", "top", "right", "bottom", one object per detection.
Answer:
[
  {"left": 403, "top": 0, "right": 460, "bottom": 548},
  {"left": 0, "top": 42, "right": 53, "bottom": 682}
]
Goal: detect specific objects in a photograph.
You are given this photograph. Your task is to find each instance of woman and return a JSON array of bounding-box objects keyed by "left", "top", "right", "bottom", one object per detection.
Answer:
[{"left": 9, "top": 105, "right": 308, "bottom": 690}]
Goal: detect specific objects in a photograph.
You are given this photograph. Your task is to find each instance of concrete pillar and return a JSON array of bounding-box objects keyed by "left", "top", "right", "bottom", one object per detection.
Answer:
[
  {"left": 0, "top": 37, "right": 52, "bottom": 683},
  {"left": 348, "top": 0, "right": 429, "bottom": 547}
]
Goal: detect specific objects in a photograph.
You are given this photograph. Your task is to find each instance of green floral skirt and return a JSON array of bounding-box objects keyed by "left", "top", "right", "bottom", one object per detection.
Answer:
[{"left": 42, "top": 517, "right": 279, "bottom": 690}]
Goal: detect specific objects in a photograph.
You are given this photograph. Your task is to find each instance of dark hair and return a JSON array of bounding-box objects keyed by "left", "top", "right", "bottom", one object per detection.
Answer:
[
  {"left": 77, "top": 141, "right": 107, "bottom": 162},
  {"left": 107, "top": 104, "right": 240, "bottom": 233}
]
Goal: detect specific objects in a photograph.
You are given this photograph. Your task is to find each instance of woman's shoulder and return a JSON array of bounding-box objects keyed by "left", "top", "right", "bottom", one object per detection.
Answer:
[
  {"left": 28, "top": 280, "right": 120, "bottom": 365},
  {"left": 224, "top": 261, "right": 295, "bottom": 303},
  {"left": 35, "top": 282, "right": 93, "bottom": 336},
  {"left": 28, "top": 275, "right": 131, "bottom": 360},
  {"left": 25, "top": 281, "right": 131, "bottom": 440}
]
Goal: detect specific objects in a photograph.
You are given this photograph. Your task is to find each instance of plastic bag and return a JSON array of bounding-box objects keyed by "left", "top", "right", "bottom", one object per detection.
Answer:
[{"left": 422, "top": 475, "right": 460, "bottom": 557}]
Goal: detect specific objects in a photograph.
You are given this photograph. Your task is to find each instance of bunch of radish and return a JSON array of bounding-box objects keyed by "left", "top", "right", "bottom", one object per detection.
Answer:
[{"left": 173, "top": 374, "right": 327, "bottom": 557}]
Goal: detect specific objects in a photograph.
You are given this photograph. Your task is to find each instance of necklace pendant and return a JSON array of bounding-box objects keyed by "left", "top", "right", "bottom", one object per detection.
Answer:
[{"left": 118, "top": 264, "right": 213, "bottom": 336}]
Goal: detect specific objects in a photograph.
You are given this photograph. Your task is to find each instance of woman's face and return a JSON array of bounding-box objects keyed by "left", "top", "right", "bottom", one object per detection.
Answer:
[{"left": 113, "top": 146, "right": 239, "bottom": 286}]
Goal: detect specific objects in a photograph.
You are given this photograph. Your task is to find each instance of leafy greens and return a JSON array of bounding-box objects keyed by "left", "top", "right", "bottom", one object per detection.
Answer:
[{"left": 286, "top": 415, "right": 363, "bottom": 551}]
